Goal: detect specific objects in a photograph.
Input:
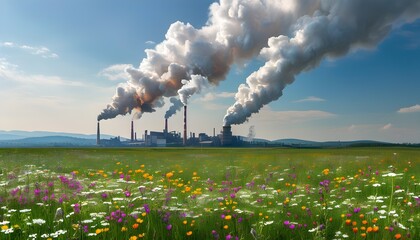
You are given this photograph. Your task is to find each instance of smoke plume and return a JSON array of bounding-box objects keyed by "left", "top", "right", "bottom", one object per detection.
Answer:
[
  {"left": 178, "top": 75, "right": 209, "bottom": 105},
  {"left": 223, "top": 0, "right": 420, "bottom": 125},
  {"left": 98, "top": 0, "right": 420, "bottom": 125},
  {"left": 165, "top": 97, "right": 183, "bottom": 119}
]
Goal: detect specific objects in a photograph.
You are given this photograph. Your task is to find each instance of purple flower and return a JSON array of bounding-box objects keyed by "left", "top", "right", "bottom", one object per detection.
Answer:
[
  {"left": 212, "top": 230, "right": 219, "bottom": 239},
  {"left": 289, "top": 224, "right": 295, "bottom": 229},
  {"left": 226, "top": 234, "right": 233, "bottom": 240},
  {"left": 124, "top": 190, "right": 131, "bottom": 197},
  {"left": 143, "top": 204, "right": 150, "bottom": 213},
  {"left": 101, "top": 192, "right": 108, "bottom": 199},
  {"left": 166, "top": 224, "right": 172, "bottom": 230},
  {"left": 34, "top": 188, "right": 41, "bottom": 197},
  {"left": 284, "top": 220, "right": 290, "bottom": 226},
  {"left": 353, "top": 207, "right": 361, "bottom": 213},
  {"left": 230, "top": 193, "right": 236, "bottom": 199},
  {"left": 73, "top": 203, "right": 80, "bottom": 214}
]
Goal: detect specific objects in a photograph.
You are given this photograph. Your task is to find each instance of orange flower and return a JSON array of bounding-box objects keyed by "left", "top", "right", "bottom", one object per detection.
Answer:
[
  {"left": 223, "top": 225, "right": 229, "bottom": 229},
  {"left": 362, "top": 220, "right": 368, "bottom": 225},
  {"left": 360, "top": 233, "right": 366, "bottom": 238},
  {"left": 359, "top": 214, "right": 364, "bottom": 219},
  {"left": 372, "top": 218, "right": 378, "bottom": 224},
  {"left": 186, "top": 231, "right": 192, "bottom": 236},
  {"left": 166, "top": 172, "right": 173, "bottom": 178},
  {"left": 132, "top": 223, "right": 139, "bottom": 229},
  {"left": 345, "top": 219, "right": 352, "bottom": 225},
  {"left": 372, "top": 226, "right": 379, "bottom": 232},
  {"left": 395, "top": 233, "right": 402, "bottom": 239},
  {"left": 366, "top": 227, "right": 373, "bottom": 233},
  {"left": 225, "top": 215, "right": 232, "bottom": 220},
  {"left": 353, "top": 227, "right": 358, "bottom": 233},
  {"left": 352, "top": 221, "right": 357, "bottom": 226}
]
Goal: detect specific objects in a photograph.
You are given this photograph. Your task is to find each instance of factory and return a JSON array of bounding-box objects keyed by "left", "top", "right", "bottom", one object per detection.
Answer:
[{"left": 96, "top": 106, "right": 240, "bottom": 147}]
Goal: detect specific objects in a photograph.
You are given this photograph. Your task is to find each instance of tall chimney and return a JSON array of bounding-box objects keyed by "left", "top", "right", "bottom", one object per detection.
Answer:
[
  {"left": 130, "top": 121, "right": 134, "bottom": 142},
  {"left": 165, "top": 118, "right": 168, "bottom": 134},
  {"left": 183, "top": 105, "right": 187, "bottom": 146},
  {"left": 96, "top": 121, "right": 100, "bottom": 145},
  {"left": 213, "top": 128, "right": 215, "bottom": 137}
]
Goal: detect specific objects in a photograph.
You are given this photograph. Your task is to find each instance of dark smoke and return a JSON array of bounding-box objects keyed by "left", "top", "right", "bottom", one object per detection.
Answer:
[{"left": 165, "top": 97, "right": 183, "bottom": 119}]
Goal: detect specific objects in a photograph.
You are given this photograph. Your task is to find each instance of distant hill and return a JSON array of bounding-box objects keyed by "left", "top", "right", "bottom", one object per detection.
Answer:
[
  {"left": 0, "top": 136, "right": 96, "bottom": 147},
  {"left": 0, "top": 130, "right": 116, "bottom": 141},
  {"left": 271, "top": 139, "right": 391, "bottom": 148}
]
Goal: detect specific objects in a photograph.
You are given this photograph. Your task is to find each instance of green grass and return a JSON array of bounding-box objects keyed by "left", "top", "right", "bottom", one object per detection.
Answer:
[{"left": 0, "top": 147, "right": 419, "bottom": 239}]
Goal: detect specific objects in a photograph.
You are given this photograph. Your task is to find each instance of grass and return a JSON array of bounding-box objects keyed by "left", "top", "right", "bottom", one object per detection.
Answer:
[{"left": 0, "top": 147, "right": 419, "bottom": 239}]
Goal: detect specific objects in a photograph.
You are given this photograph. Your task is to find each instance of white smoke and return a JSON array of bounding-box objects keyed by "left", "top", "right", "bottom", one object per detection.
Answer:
[
  {"left": 98, "top": 0, "right": 321, "bottom": 121},
  {"left": 178, "top": 75, "right": 210, "bottom": 105},
  {"left": 165, "top": 97, "right": 183, "bottom": 119},
  {"left": 98, "top": 0, "right": 420, "bottom": 125},
  {"left": 223, "top": 0, "right": 420, "bottom": 125}
]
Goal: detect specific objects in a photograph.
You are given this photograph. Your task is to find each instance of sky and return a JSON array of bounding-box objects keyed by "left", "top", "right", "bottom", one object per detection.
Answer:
[{"left": 1, "top": 0, "right": 419, "bottom": 143}]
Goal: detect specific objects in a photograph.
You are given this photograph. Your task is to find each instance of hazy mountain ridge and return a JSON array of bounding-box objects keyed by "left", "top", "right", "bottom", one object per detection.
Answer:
[
  {"left": 0, "top": 131, "right": 416, "bottom": 148},
  {"left": 0, "top": 130, "right": 115, "bottom": 140}
]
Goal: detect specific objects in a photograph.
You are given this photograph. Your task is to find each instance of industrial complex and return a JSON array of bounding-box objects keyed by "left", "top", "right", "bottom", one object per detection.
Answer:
[{"left": 96, "top": 106, "right": 238, "bottom": 147}]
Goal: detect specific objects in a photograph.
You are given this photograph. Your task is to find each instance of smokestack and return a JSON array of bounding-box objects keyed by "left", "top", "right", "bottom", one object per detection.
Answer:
[
  {"left": 130, "top": 121, "right": 134, "bottom": 142},
  {"left": 165, "top": 118, "right": 168, "bottom": 134},
  {"left": 135, "top": 132, "right": 137, "bottom": 141},
  {"left": 213, "top": 128, "right": 215, "bottom": 137},
  {"left": 221, "top": 125, "right": 232, "bottom": 146},
  {"left": 183, "top": 105, "right": 187, "bottom": 146},
  {"left": 96, "top": 121, "right": 100, "bottom": 145}
]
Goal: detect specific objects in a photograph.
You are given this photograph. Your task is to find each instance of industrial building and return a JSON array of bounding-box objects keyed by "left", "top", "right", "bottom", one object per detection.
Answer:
[{"left": 96, "top": 106, "right": 241, "bottom": 147}]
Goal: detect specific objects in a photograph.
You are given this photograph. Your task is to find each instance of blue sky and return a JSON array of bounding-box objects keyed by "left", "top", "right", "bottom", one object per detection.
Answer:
[{"left": 1, "top": 0, "right": 419, "bottom": 143}]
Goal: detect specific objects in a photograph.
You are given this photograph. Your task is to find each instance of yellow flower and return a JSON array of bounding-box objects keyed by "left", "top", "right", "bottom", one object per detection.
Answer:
[
  {"left": 1, "top": 225, "right": 8, "bottom": 230},
  {"left": 225, "top": 215, "right": 232, "bottom": 220},
  {"left": 136, "top": 218, "right": 144, "bottom": 223},
  {"left": 139, "top": 233, "right": 145, "bottom": 238},
  {"left": 223, "top": 225, "right": 229, "bottom": 229},
  {"left": 186, "top": 231, "right": 193, "bottom": 236},
  {"left": 130, "top": 236, "right": 138, "bottom": 240},
  {"left": 96, "top": 229, "right": 102, "bottom": 234},
  {"left": 121, "top": 226, "right": 128, "bottom": 232},
  {"left": 166, "top": 172, "right": 174, "bottom": 178},
  {"left": 301, "top": 206, "right": 306, "bottom": 211},
  {"left": 183, "top": 220, "right": 188, "bottom": 225}
]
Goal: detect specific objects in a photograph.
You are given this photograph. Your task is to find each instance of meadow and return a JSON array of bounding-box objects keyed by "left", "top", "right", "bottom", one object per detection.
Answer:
[{"left": 0, "top": 147, "right": 418, "bottom": 240}]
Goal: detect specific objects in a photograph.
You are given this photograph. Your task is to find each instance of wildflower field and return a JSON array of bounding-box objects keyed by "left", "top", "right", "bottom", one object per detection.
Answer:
[{"left": 0, "top": 147, "right": 419, "bottom": 240}]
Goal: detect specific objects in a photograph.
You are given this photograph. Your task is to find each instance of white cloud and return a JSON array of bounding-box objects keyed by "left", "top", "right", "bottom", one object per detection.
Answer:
[
  {"left": 199, "top": 92, "right": 235, "bottom": 101},
  {"left": 382, "top": 123, "right": 392, "bottom": 130},
  {"left": 145, "top": 40, "right": 156, "bottom": 45},
  {"left": 253, "top": 107, "right": 335, "bottom": 123},
  {"left": 398, "top": 104, "right": 420, "bottom": 113},
  {"left": 348, "top": 124, "right": 357, "bottom": 131},
  {"left": 1, "top": 41, "right": 58, "bottom": 58},
  {"left": 99, "top": 64, "right": 133, "bottom": 81},
  {"left": 294, "top": 96, "right": 326, "bottom": 103},
  {"left": 0, "top": 58, "right": 84, "bottom": 87}
]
